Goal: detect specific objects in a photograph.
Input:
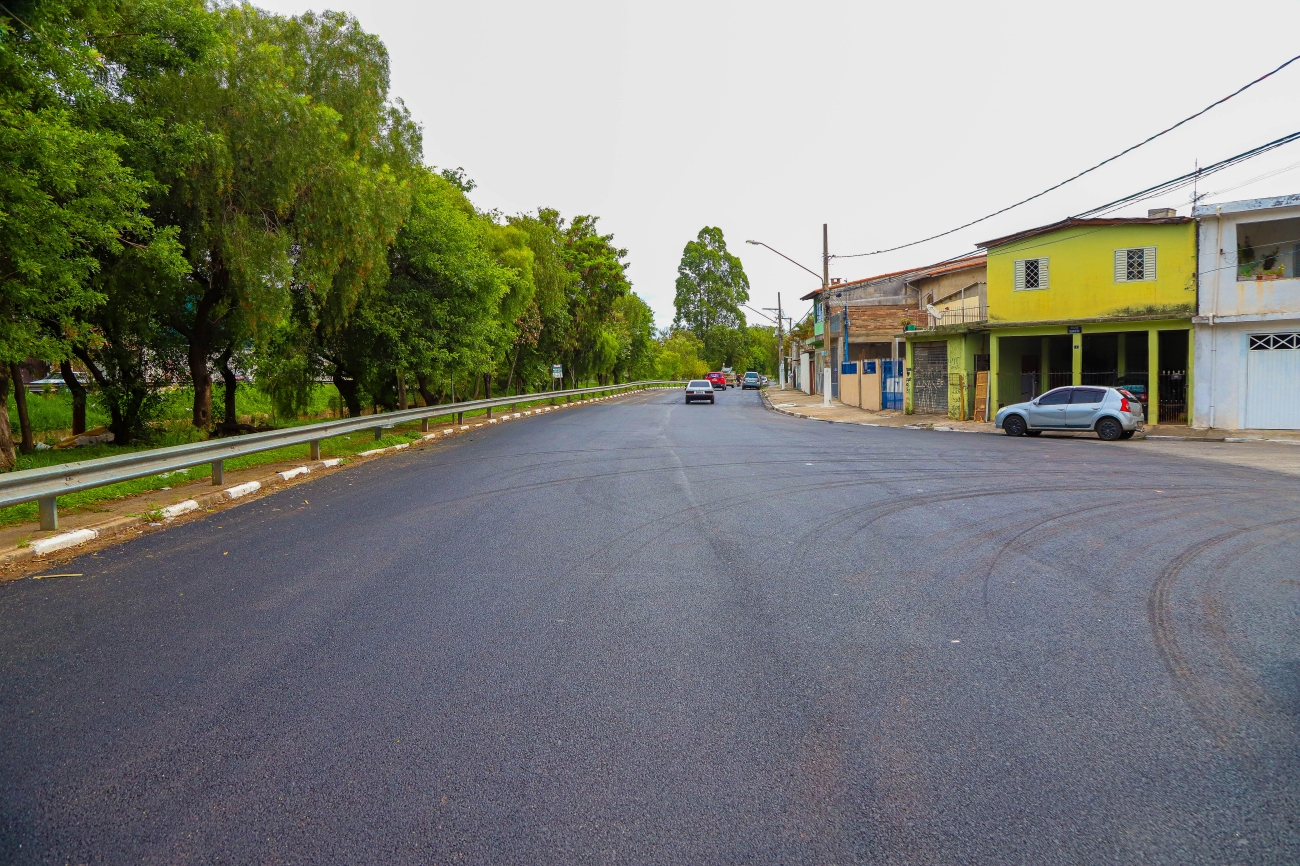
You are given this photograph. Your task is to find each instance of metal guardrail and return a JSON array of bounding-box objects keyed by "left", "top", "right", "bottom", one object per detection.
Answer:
[{"left": 3, "top": 381, "right": 683, "bottom": 530}]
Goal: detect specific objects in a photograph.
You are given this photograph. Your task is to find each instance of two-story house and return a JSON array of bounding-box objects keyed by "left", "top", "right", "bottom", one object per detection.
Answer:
[
  {"left": 1192, "top": 193, "right": 1300, "bottom": 430},
  {"left": 979, "top": 212, "right": 1198, "bottom": 423},
  {"left": 902, "top": 254, "right": 988, "bottom": 418}
]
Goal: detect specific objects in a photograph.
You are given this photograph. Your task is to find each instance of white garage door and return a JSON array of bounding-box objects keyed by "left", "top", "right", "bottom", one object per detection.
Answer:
[{"left": 1246, "top": 332, "right": 1300, "bottom": 429}]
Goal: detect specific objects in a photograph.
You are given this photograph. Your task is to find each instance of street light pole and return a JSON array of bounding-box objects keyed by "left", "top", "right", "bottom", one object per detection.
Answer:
[{"left": 822, "top": 224, "right": 831, "bottom": 407}]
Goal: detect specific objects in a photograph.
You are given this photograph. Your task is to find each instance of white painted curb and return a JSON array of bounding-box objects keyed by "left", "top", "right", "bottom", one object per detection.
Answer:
[
  {"left": 31, "top": 529, "right": 98, "bottom": 556},
  {"left": 358, "top": 447, "right": 387, "bottom": 457},
  {"left": 224, "top": 481, "right": 261, "bottom": 499},
  {"left": 161, "top": 500, "right": 200, "bottom": 519},
  {"left": 320, "top": 458, "right": 343, "bottom": 468},
  {"left": 392, "top": 442, "right": 409, "bottom": 450},
  {"left": 278, "top": 466, "right": 311, "bottom": 481}
]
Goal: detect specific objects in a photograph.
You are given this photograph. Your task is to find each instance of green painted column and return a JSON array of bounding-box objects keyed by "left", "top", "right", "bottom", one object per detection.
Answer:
[
  {"left": 1185, "top": 327, "right": 1195, "bottom": 424},
  {"left": 1040, "top": 337, "right": 1051, "bottom": 393},
  {"left": 1117, "top": 333, "right": 1126, "bottom": 378},
  {"left": 989, "top": 333, "right": 1001, "bottom": 413},
  {"left": 1148, "top": 328, "right": 1160, "bottom": 423},
  {"left": 1071, "top": 333, "right": 1083, "bottom": 386}
]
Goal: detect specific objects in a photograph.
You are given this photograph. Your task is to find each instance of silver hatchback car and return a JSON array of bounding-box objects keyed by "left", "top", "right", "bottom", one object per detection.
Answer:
[{"left": 995, "top": 386, "right": 1144, "bottom": 441}]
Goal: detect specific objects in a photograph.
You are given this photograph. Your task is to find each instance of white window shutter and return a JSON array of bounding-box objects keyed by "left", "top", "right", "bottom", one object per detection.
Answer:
[
  {"left": 1144, "top": 247, "right": 1156, "bottom": 280},
  {"left": 1038, "top": 258, "right": 1049, "bottom": 289},
  {"left": 1114, "top": 250, "right": 1127, "bottom": 282},
  {"left": 1014, "top": 259, "right": 1025, "bottom": 291}
]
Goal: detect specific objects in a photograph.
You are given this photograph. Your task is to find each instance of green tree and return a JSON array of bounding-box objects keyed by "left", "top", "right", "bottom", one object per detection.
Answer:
[
  {"left": 0, "top": 0, "right": 209, "bottom": 462},
  {"left": 655, "top": 329, "right": 707, "bottom": 381},
  {"left": 137, "top": 5, "right": 417, "bottom": 429},
  {"left": 610, "top": 293, "right": 657, "bottom": 381},
  {"left": 673, "top": 227, "right": 749, "bottom": 340}
]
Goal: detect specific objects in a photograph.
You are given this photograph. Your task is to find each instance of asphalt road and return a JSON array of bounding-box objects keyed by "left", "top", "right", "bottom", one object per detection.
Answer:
[{"left": 2, "top": 387, "right": 1298, "bottom": 865}]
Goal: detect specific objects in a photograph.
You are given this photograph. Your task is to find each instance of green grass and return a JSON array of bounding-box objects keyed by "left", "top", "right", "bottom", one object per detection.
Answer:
[{"left": 0, "top": 386, "right": 643, "bottom": 529}]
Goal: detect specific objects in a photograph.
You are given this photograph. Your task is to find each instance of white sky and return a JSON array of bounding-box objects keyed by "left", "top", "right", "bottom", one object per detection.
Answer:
[{"left": 257, "top": 0, "right": 1300, "bottom": 329}]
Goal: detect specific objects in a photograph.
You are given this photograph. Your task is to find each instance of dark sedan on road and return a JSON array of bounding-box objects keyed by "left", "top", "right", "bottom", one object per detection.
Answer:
[{"left": 995, "top": 385, "right": 1143, "bottom": 440}]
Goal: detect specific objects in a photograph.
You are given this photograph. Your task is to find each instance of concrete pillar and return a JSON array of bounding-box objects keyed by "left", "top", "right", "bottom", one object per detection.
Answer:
[
  {"left": 1185, "top": 328, "right": 1195, "bottom": 423},
  {"left": 1148, "top": 328, "right": 1160, "bottom": 423},
  {"left": 1117, "top": 333, "right": 1127, "bottom": 378},
  {"left": 989, "top": 333, "right": 1001, "bottom": 413},
  {"left": 1071, "top": 334, "right": 1083, "bottom": 386},
  {"left": 1040, "top": 336, "right": 1051, "bottom": 393}
]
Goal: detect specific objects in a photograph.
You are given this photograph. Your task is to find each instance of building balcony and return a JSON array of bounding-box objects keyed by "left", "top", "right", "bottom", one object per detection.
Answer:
[{"left": 903, "top": 302, "right": 988, "bottom": 331}]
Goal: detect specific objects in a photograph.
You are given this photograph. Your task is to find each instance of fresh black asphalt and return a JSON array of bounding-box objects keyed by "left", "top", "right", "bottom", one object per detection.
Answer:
[{"left": 2, "top": 387, "right": 1298, "bottom": 864}]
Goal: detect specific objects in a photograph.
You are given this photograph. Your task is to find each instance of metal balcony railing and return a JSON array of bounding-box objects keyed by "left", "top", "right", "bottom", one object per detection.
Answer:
[{"left": 904, "top": 303, "right": 988, "bottom": 330}]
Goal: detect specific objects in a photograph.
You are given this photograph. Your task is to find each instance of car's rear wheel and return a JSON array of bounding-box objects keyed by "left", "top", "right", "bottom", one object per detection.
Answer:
[
  {"left": 1096, "top": 417, "right": 1123, "bottom": 441},
  {"left": 1003, "top": 415, "right": 1027, "bottom": 436},
  {"left": 1119, "top": 430, "right": 1135, "bottom": 440},
  {"left": 709, "top": 397, "right": 715, "bottom": 404}
]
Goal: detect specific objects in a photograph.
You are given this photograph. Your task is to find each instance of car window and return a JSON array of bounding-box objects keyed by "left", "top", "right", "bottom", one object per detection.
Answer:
[
  {"left": 688, "top": 380, "right": 709, "bottom": 387},
  {"left": 1072, "top": 388, "right": 1106, "bottom": 404},
  {"left": 1038, "top": 388, "right": 1071, "bottom": 405}
]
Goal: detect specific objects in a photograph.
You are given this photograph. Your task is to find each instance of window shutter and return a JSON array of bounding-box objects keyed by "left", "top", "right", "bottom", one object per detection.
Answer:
[
  {"left": 1014, "top": 259, "right": 1025, "bottom": 291},
  {"left": 1144, "top": 246, "right": 1156, "bottom": 280},
  {"left": 1114, "top": 250, "right": 1127, "bottom": 282},
  {"left": 1038, "top": 258, "right": 1050, "bottom": 289}
]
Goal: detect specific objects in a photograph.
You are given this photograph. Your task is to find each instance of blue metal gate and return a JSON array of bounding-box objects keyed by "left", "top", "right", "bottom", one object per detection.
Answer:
[{"left": 882, "top": 359, "right": 904, "bottom": 410}]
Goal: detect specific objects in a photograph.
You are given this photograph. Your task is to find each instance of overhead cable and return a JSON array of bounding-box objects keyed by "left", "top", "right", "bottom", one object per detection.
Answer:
[{"left": 832, "top": 52, "right": 1300, "bottom": 259}]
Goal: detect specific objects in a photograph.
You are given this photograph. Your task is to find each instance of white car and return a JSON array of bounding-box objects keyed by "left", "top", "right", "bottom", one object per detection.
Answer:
[{"left": 684, "top": 380, "right": 715, "bottom": 404}]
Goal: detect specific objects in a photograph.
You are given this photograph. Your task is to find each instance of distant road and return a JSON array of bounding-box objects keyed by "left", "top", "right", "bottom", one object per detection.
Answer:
[{"left": 2, "top": 387, "right": 1298, "bottom": 864}]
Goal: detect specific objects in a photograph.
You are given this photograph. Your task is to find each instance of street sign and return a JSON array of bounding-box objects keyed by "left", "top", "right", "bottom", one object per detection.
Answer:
[
  {"left": 1067, "top": 325, "right": 1082, "bottom": 334},
  {"left": 551, "top": 364, "right": 563, "bottom": 379}
]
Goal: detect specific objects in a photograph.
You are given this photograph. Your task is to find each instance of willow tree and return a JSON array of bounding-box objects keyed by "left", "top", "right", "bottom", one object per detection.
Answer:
[{"left": 139, "top": 5, "right": 417, "bottom": 429}]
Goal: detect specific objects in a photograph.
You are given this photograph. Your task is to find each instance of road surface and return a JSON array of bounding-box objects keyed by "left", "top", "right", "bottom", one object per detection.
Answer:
[{"left": 2, "top": 387, "right": 1298, "bottom": 864}]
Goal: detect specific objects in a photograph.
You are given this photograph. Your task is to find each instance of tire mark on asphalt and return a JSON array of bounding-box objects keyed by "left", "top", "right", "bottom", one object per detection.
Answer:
[{"left": 1147, "top": 515, "right": 1300, "bottom": 748}]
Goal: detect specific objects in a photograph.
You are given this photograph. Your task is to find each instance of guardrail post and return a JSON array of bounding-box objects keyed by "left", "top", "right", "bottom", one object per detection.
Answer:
[
  {"left": 38, "top": 497, "right": 57, "bottom": 531},
  {"left": 211, "top": 460, "right": 224, "bottom": 485},
  {"left": 457, "top": 411, "right": 463, "bottom": 425},
  {"left": 309, "top": 440, "right": 321, "bottom": 461},
  {"left": 486, "top": 405, "right": 492, "bottom": 419},
  {"left": 373, "top": 426, "right": 384, "bottom": 441},
  {"left": 420, "top": 418, "right": 429, "bottom": 433}
]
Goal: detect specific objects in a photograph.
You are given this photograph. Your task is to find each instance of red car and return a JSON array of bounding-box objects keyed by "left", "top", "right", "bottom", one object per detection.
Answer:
[{"left": 705, "top": 372, "right": 727, "bottom": 390}]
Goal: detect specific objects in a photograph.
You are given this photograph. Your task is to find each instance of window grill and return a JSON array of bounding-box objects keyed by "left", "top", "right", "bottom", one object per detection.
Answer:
[
  {"left": 1024, "top": 259, "right": 1040, "bottom": 289},
  {"left": 1126, "top": 249, "right": 1145, "bottom": 281},
  {"left": 1014, "top": 257, "right": 1049, "bottom": 291},
  {"left": 1249, "top": 333, "right": 1300, "bottom": 350}
]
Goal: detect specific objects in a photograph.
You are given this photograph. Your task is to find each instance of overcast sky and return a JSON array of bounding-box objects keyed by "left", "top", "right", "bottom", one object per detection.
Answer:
[{"left": 258, "top": 0, "right": 1300, "bottom": 329}]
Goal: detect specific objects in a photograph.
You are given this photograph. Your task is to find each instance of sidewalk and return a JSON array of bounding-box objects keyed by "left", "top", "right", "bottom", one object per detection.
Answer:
[
  {"left": 762, "top": 387, "right": 1300, "bottom": 444},
  {"left": 762, "top": 388, "right": 993, "bottom": 433}
]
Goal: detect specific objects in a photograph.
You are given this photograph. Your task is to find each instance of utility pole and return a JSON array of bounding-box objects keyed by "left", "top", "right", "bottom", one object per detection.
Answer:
[
  {"left": 777, "top": 291, "right": 785, "bottom": 389},
  {"left": 822, "top": 223, "right": 831, "bottom": 407}
]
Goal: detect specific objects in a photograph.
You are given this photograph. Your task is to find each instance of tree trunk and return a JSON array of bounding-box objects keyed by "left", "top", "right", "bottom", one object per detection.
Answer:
[
  {"left": 332, "top": 370, "right": 361, "bottom": 418},
  {"left": 0, "top": 365, "right": 15, "bottom": 471},
  {"left": 396, "top": 371, "right": 408, "bottom": 410},
  {"left": 9, "top": 364, "right": 34, "bottom": 454},
  {"left": 472, "top": 375, "right": 481, "bottom": 400},
  {"left": 216, "top": 348, "right": 238, "bottom": 426},
  {"left": 415, "top": 374, "right": 437, "bottom": 407},
  {"left": 188, "top": 339, "right": 213, "bottom": 430},
  {"left": 60, "top": 359, "right": 87, "bottom": 435}
]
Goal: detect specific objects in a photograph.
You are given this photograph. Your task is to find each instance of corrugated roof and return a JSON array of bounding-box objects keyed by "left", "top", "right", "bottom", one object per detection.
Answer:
[
  {"left": 977, "top": 217, "right": 1192, "bottom": 250},
  {"left": 799, "top": 253, "right": 987, "bottom": 301}
]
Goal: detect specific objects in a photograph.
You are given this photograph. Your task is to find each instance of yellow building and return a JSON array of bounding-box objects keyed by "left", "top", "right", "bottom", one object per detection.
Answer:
[{"left": 981, "top": 214, "right": 1197, "bottom": 423}]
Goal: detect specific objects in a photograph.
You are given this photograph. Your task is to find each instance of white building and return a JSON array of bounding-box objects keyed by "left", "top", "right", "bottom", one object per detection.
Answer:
[{"left": 1192, "top": 194, "right": 1300, "bottom": 430}]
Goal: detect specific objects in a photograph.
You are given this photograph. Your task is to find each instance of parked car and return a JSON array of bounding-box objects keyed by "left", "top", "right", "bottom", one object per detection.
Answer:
[
  {"left": 24, "top": 373, "right": 89, "bottom": 393},
  {"left": 684, "top": 380, "right": 716, "bottom": 404},
  {"left": 741, "top": 371, "right": 761, "bottom": 390},
  {"left": 705, "top": 372, "right": 727, "bottom": 390},
  {"left": 995, "top": 386, "right": 1144, "bottom": 441}
]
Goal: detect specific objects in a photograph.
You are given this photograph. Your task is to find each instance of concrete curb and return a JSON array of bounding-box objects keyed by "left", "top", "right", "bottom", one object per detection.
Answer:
[{"left": 0, "top": 387, "right": 652, "bottom": 570}]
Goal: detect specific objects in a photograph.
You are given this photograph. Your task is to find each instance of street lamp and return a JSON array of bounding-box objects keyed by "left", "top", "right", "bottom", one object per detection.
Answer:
[
  {"left": 745, "top": 230, "right": 831, "bottom": 402},
  {"left": 745, "top": 238, "right": 827, "bottom": 394}
]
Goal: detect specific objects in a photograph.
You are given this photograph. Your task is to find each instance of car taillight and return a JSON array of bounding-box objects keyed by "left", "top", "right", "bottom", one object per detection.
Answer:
[{"left": 1119, "top": 396, "right": 1130, "bottom": 413}]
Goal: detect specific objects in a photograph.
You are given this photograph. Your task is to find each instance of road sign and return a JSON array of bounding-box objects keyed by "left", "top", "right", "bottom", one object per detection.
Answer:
[{"left": 552, "top": 364, "right": 563, "bottom": 379}]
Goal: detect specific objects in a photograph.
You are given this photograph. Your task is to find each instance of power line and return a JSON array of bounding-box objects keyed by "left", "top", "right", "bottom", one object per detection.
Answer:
[
  {"left": 833, "top": 52, "right": 1300, "bottom": 260},
  {"left": 1074, "top": 130, "right": 1300, "bottom": 218}
]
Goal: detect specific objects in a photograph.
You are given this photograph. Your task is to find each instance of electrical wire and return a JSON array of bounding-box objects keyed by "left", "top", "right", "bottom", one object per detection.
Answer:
[{"left": 832, "top": 53, "right": 1300, "bottom": 260}]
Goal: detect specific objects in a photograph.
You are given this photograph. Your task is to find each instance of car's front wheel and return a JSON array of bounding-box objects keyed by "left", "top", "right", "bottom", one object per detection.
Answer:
[
  {"left": 1096, "top": 417, "right": 1123, "bottom": 441},
  {"left": 1003, "top": 414, "right": 1027, "bottom": 436},
  {"left": 1025, "top": 430, "right": 1042, "bottom": 437}
]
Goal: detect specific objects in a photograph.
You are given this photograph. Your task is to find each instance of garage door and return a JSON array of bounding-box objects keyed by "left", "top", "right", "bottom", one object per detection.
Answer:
[
  {"left": 913, "top": 342, "right": 948, "bottom": 414},
  {"left": 1246, "top": 332, "right": 1300, "bottom": 429}
]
